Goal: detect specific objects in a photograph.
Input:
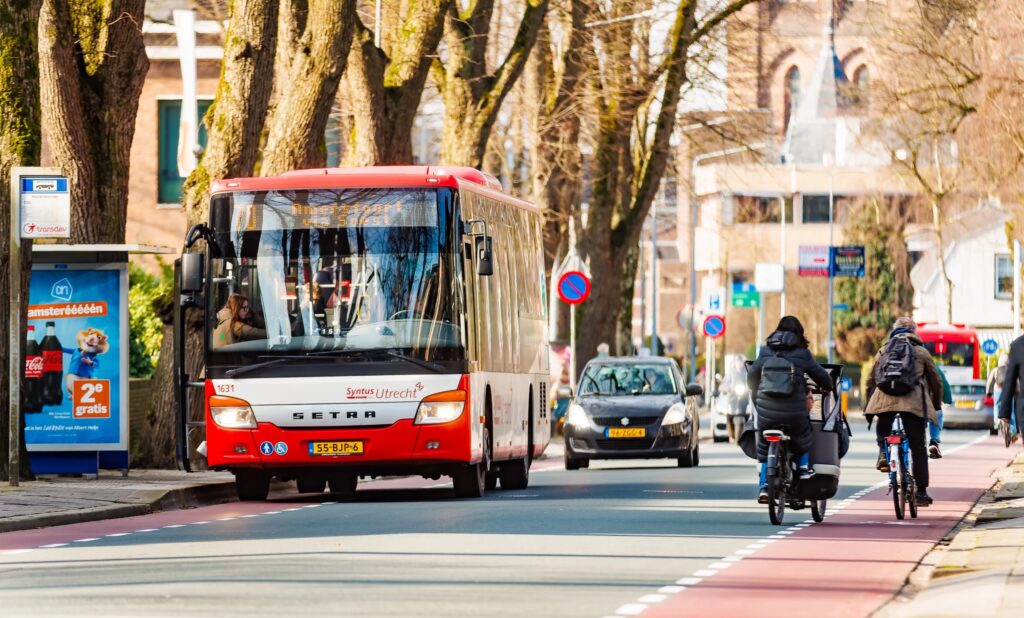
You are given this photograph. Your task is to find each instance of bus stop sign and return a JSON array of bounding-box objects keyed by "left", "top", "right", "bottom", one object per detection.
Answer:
[{"left": 558, "top": 271, "right": 591, "bottom": 305}]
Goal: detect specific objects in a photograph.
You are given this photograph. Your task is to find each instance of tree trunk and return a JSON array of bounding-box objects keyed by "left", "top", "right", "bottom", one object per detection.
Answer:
[
  {"left": 342, "top": 1, "right": 448, "bottom": 166},
  {"left": 141, "top": 0, "right": 279, "bottom": 469},
  {"left": 38, "top": 0, "right": 148, "bottom": 244},
  {"left": 0, "top": 0, "right": 42, "bottom": 482},
  {"left": 932, "top": 200, "right": 955, "bottom": 323},
  {"left": 437, "top": 0, "right": 548, "bottom": 168},
  {"left": 262, "top": 0, "right": 355, "bottom": 175}
]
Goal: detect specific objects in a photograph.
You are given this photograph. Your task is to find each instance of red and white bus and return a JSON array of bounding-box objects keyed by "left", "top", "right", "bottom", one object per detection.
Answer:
[
  {"left": 174, "top": 166, "right": 550, "bottom": 500},
  {"left": 916, "top": 323, "right": 980, "bottom": 381}
]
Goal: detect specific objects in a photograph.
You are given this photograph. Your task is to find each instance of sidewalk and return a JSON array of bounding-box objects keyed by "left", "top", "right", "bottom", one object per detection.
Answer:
[
  {"left": 878, "top": 449, "right": 1024, "bottom": 617},
  {"left": 0, "top": 469, "right": 237, "bottom": 534}
]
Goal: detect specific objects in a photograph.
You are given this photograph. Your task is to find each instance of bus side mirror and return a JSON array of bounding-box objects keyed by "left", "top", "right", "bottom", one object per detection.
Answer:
[
  {"left": 181, "top": 252, "right": 205, "bottom": 293},
  {"left": 475, "top": 236, "right": 494, "bottom": 276}
]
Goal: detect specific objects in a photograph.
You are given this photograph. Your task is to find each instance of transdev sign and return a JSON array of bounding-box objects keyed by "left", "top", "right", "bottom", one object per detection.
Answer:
[{"left": 20, "top": 177, "right": 71, "bottom": 238}]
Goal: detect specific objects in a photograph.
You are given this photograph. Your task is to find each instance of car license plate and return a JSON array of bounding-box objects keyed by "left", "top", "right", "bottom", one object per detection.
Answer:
[
  {"left": 954, "top": 400, "right": 976, "bottom": 409},
  {"left": 308, "top": 441, "right": 363, "bottom": 456},
  {"left": 607, "top": 427, "right": 645, "bottom": 438}
]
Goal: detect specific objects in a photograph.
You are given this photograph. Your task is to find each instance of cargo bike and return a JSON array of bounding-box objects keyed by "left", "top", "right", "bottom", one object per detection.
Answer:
[{"left": 742, "top": 365, "right": 848, "bottom": 525}]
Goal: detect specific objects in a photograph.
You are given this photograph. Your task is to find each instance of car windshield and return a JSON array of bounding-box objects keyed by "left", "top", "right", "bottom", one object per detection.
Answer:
[
  {"left": 951, "top": 384, "right": 985, "bottom": 396},
  {"left": 578, "top": 363, "right": 678, "bottom": 396},
  {"left": 206, "top": 188, "right": 464, "bottom": 363}
]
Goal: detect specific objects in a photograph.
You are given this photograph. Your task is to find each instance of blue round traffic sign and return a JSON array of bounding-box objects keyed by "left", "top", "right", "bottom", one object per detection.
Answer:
[
  {"left": 982, "top": 339, "right": 999, "bottom": 355},
  {"left": 703, "top": 315, "right": 726, "bottom": 339},
  {"left": 558, "top": 271, "right": 591, "bottom": 305},
  {"left": 839, "top": 377, "right": 853, "bottom": 392}
]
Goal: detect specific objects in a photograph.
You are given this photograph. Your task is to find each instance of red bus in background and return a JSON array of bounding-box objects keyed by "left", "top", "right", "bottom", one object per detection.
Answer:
[{"left": 916, "top": 323, "right": 980, "bottom": 381}]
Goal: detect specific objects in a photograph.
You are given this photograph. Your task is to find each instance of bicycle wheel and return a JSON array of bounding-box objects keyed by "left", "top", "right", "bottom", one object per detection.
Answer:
[
  {"left": 1003, "top": 421, "right": 1012, "bottom": 448},
  {"left": 767, "top": 476, "right": 785, "bottom": 525},
  {"left": 906, "top": 448, "right": 919, "bottom": 519},
  {"left": 892, "top": 446, "right": 906, "bottom": 520},
  {"left": 811, "top": 498, "right": 826, "bottom": 523}
]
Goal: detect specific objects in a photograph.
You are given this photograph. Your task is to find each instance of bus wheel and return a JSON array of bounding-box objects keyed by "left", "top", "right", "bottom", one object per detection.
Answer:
[
  {"left": 453, "top": 462, "right": 486, "bottom": 497},
  {"left": 235, "top": 471, "right": 270, "bottom": 501},
  {"left": 327, "top": 473, "right": 357, "bottom": 498},
  {"left": 296, "top": 477, "right": 326, "bottom": 494},
  {"left": 499, "top": 457, "right": 529, "bottom": 490}
]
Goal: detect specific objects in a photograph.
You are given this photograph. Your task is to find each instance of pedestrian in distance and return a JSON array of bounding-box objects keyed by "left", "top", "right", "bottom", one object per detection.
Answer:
[
  {"left": 927, "top": 365, "right": 953, "bottom": 459},
  {"left": 747, "top": 316, "right": 835, "bottom": 504},
  {"left": 865, "top": 317, "right": 944, "bottom": 507},
  {"left": 998, "top": 336, "right": 1024, "bottom": 443}
]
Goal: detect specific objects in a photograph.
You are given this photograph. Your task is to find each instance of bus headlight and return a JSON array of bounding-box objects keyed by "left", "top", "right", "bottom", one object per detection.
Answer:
[
  {"left": 566, "top": 403, "right": 590, "bottom": 429},
  {"left": 209, "top": 395, "right": 257, "bottom": 429},
  {"left": 415, "top": 390, "right": 466, "bottom": 424},
  {"left": 662, "top": 404, "right": 688, "bottom": 426}
]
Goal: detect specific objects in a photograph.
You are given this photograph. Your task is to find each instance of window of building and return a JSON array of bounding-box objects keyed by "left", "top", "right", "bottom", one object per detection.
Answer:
[
  {"left": 158, "top": 98, "right": 213, "bottom": 205},
  {"left": 733, "top": 195, "right": 794, "bottom": 224},
  {"left": 784, "top": 66, "right": 801, "bottom": 132},
  {"left": 996, "top": 254, "right": 1013, "bottom": 299},
  {"left": 802, "top": 195, "right": 832, "bottom": 223}
]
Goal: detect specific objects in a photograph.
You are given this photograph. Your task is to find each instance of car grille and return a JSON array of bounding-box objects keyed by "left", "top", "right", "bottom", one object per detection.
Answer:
[
  {"left": 595, "top": 438, "right": 656, "bottom": 450},
  {"left": 592, "top": 416, "right": 660, "bottom": 427}
]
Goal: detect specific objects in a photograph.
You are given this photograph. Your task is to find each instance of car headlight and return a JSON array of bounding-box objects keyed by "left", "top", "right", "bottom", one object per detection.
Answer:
[
  {"left": 566, "top": 403, "right": 590, "bottom": 429},
  {"left": 209, "top": 395, "right": 257, "bottom": 429},
  {"left": 733, "top": 384, "right": 747, "bottom": 396},
  {"left": 662, "top": 403, "right": 688, "bottom": 426},
  {"left": 415, "top": 389, "right": 466, "bottom": 424}
]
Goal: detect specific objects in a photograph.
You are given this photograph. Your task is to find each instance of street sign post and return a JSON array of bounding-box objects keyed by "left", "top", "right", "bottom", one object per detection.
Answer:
[
  {"left": 982, "top": 339, "right": 999, "bottom": 356},
  {"left": 705, "top": 286, "right": 726, "bottom": 315},
  {"left": 8, "top": 167, "right": 66, "bottom": 487},
  {"left": 732, "top": 291, "right": 760, "bottom": 308},
  {"left": 703, "top": 315, "right": 726, "bottom": 339},
  {"left": 557, "top": 271, "right": 591, "bottom": 305}
]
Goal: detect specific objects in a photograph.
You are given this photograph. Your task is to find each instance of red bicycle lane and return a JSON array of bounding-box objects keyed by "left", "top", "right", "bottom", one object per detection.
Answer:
[{"left": 643, "top": 436, "right": 1013, "bottom": 618}]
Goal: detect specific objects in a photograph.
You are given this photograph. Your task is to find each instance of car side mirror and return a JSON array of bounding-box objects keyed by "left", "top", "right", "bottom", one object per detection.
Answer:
[
  {"left": 475, "top": 235, "right": 493, "bottom": 276},
  {"left": 180, "top": 252, "right": 205, "bottom": 293},
  {"left": 686, "top": 383, "right": 704, "bottom": 397}
]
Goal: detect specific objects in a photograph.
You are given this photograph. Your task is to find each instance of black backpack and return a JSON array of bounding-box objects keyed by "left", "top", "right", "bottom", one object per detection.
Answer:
[
  {"left": 760, "top": 352, "right": 796, "bottom": 398},
  {"left": 874, "top": 336, "right": 918, "bottom": 396}
]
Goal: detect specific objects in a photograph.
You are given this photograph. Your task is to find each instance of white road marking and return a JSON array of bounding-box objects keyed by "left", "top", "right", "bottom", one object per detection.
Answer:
[
  {"left": 3, "top": 549, "right": 33, "bottom": 555},
  {"left": 658, "top": 586, "right": 686, "bottom": 594},
  {"left": 638, "top": 594, "right": 667, "bottom": 603},
  {"left": 675, "top": 577, "right": 702, "bottom": 586},
  {"left": 40, "top": 543, "right": 67, "bottom": 548},
  {"left": 708, "top": 562, "right": 732, "bottom": 570},
  {"left": 163, "top": 525, "right": 185, "bottom": 529},
  {"left": 191, "top": 521, "right": 210, "bottom": 525},
  {"left": 693, "top": 569, "right": 718, "bottom": 577},
  {"left": 72, "top": 538, "right": 99, "bottom": 543},
  {"left": 735, "top": 549, "right": 756, "bottom": 555},
  {"left": 136, "top": 528, "right": 159, "bottom": 532},
  {"left": 615, "top": 604, "right": 647, "bottom": 616},
  {"left": 105, "top": 533, "right": 130, "bottom": 537}
]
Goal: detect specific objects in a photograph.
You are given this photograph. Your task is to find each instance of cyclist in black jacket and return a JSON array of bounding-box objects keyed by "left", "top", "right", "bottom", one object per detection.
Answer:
[{"left": 748, "top": 316, "right": 834, "bottom": 503}]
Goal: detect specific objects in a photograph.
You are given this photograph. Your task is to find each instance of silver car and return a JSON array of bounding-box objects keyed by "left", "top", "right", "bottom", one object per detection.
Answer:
[{"left": 942, "top": 379, "right": 993, "bottom": 429}]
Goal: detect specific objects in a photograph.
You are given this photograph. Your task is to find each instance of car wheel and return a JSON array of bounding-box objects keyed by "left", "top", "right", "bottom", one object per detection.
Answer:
[
  {"left": 565, "top": 450, "right": 583, "bottom": 470},
  {"left": 235, "top": 471, "right": 270, "bottom": 501},
  {"left": 713, "top": 434, "right": 728, "bottom": 443},
  {"left": 693, "top": 442, "right": 700, "bottom": 467},
  {"left": 677, "top": 449, "right": 694, "bottom": 468}
]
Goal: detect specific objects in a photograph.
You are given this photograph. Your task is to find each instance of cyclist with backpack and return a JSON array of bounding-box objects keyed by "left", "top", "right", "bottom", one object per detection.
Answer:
[
  {"left": 866, "top": 317, "right": 944, "bottom": 507},
  {"left": 748, "top": 316, "right": 835, "bottom": 503}
]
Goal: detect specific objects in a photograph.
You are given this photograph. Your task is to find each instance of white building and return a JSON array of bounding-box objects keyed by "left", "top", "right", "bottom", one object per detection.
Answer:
[{"left": 909, "top": 204, "right": 1014, "bottom": 340}]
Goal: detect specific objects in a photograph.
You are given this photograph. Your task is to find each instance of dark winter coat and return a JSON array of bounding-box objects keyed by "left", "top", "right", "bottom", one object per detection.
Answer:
[
  {"left": 747, "top": 330, "right": 834, "bottom": 460},
  {"left": 998, "top": 334, "right": 1024, "bottom": 438}
]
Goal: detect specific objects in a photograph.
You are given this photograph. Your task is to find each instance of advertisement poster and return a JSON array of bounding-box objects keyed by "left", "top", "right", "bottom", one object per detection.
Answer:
[
  {"left": 831, "top": 245, "right": 866, "bottom": 278},
  {"left": 798, "top": 245, "right": 831, "bottom": 277},
  {"left": 24, "top": 264, "right": 128, "bottom": 451}
]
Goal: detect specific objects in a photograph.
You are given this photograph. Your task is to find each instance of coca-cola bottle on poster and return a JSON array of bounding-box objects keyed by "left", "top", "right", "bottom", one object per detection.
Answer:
[
  {"left": 23, "top": 326, "right": 43, "bottom": 414},
  {"left": 41, "top": 321, "right": 63, "bottom": 406}
]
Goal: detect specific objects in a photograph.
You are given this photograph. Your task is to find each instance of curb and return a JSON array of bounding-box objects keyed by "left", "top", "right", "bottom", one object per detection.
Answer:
[{"left": 0, "top": 480, "right": 239, "bottom": 535}]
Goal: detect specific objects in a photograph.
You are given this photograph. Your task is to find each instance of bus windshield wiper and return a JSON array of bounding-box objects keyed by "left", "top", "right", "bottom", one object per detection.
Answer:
[
  {"left": 224, "top": 354, "right": 344, "bottom": 378},
  {"left": 303, "top": 347, "right": 445, "bottom": 373}
]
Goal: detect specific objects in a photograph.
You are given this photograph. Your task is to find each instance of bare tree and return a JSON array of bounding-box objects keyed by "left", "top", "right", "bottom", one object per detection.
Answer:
[
  {"left": 262, "top": 0, "right": 357, "bottom": 175},
  {"left": 343, "top": 0, "right": 450, "bottom": 165},
  {"left": 575, "top": 0, "right": 755, "bottom": 367},
  {"left": 141, "top": 0, "right": 280, "bottom": 468},
  {"left": 0, "top": 0, "right": 42, "bottom": 481},
  {"left": 434, "top": 0, "right": 548, "bottom": 167},
  {"left": 876, "top": 0, "right": 982, "bottom": 322},
  {"left": 37, "top": 0, "right": 148, "bottom": 243}
]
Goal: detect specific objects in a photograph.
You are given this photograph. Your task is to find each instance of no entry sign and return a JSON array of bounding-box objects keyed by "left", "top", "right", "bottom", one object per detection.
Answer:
[
  {"left": 703, "top": 315, "right": 726, "bottom": 339},
  {"left": 558, "top": 270, "right": 591, "bottom": 305}
]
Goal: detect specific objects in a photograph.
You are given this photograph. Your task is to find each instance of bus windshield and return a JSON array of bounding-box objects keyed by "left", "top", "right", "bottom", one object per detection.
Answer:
[
  {"left": 920, "top": 341, "right": 975, "bottom": 368},
  {"left": 205, "top": 188, "right": 464, "bottom": 365}
]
